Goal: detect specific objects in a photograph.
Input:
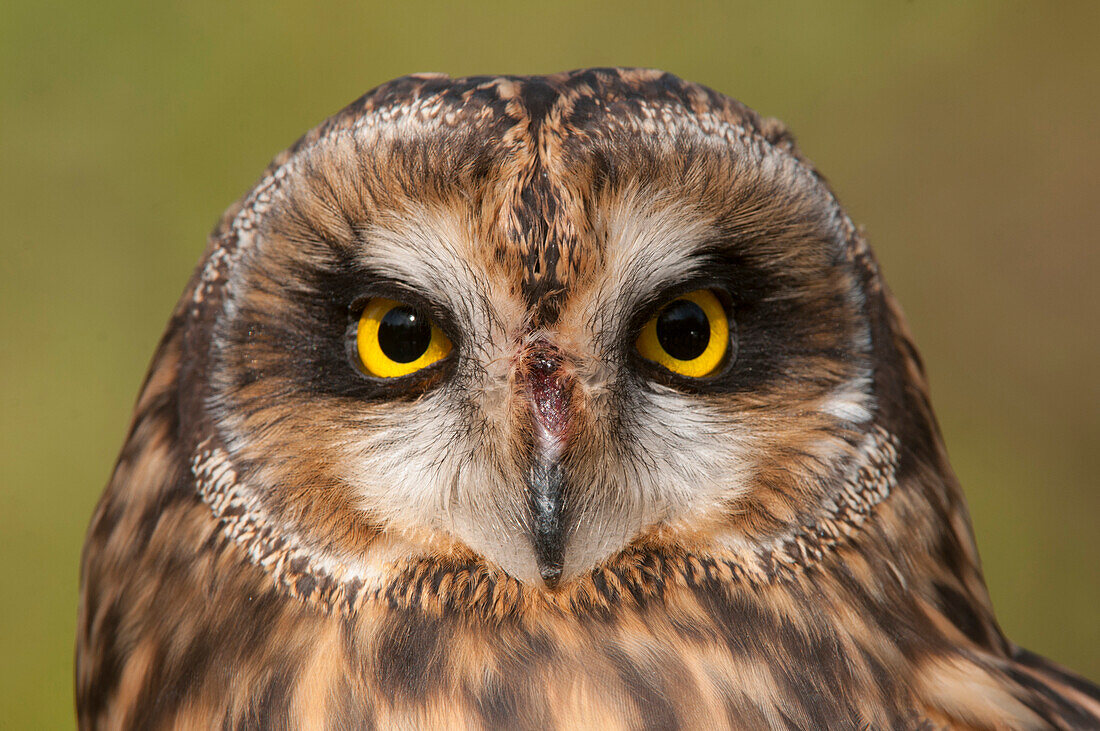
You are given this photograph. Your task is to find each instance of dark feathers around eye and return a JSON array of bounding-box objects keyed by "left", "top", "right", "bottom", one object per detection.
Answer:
[
  {"left": 213, "top": 241, "right": 456, "bottom": 409},
  {"left": 626, "top": 227, "right": 868, "bottom": 397},
  {"left": 706, "top": 247, "right": 866, "bottom": 392}
]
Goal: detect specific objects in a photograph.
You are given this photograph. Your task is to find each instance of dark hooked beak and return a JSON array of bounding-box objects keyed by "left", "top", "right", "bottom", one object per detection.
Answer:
[
  {"left": 528, "top": 455, "right": 565, "bottom": 587},
  {"left": 521, "top": 341, "right": 572, "bottom": 589}
]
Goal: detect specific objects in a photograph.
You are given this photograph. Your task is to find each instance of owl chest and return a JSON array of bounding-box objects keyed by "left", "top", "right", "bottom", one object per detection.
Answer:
[
  {"left": 93, "top": 543, "right": 932, "bottom": 728},
  {"left": 331, "top": 593, "right": 923, "bottom": 729}
]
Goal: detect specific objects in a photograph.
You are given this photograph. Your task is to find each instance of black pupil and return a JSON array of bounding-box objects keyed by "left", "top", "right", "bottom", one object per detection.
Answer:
[
  {"left": 378, "top": 306, "right": 432, "bottom": 363},
  {"left": 656, "top": 299, "right": 711, "bottom": 361}
]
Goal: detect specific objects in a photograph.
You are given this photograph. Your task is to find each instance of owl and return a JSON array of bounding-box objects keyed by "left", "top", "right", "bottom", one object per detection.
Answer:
[{"left": 76, "top": 68, "right": 1100, "bottom": 728}]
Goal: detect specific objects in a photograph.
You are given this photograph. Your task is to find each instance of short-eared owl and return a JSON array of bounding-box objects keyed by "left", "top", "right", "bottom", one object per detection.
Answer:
[{"left": 77, "top": 68, "right": 1100, "bottom": 728}]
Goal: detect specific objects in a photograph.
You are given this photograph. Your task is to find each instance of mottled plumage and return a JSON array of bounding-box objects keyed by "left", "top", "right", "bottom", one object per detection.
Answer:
[{"left": 77, "top": 68, "right": 1100, "bottom": 729}]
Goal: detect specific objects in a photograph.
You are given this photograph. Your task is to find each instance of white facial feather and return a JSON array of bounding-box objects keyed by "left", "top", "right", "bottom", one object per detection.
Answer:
[{"left": 323, "top": 180, "right": 874, "bottom": 583}]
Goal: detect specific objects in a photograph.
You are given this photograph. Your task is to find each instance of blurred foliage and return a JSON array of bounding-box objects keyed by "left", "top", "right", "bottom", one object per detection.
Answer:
[{"left": 1, "top": 0, "right": 1096, "bottom": 725}]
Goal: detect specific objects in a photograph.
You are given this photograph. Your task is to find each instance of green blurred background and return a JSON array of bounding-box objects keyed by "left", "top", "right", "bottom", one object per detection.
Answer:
[{"left": 2, "top": 0, "right": 1097, "bottom": 725}]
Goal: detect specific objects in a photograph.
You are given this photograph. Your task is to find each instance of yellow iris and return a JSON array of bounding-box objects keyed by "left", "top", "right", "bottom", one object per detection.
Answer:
[
  {"left": 636, "top": 289, "right": 729, "bottom": 378},
  {"left": 356, "top": 297, "right": 452, "bottom": 378}
]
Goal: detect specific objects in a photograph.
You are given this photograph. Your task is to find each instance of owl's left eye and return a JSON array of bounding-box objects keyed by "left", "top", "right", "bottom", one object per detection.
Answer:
[
  {"left": 356, "top": 297, "right": 452, "bottom": 378},
  {"left": 636, "top": 289, "right": 731, "bottom": 378}
]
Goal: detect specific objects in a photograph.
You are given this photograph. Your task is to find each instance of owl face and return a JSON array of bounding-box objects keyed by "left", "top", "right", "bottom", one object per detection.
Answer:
[{"left": 196, "top": 70, "right": 879, "bottom": 588}]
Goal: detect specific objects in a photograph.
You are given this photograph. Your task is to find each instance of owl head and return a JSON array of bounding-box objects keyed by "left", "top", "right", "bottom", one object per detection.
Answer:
[{"left": 181, "top": 69, "right": 947, "bottom": 597}]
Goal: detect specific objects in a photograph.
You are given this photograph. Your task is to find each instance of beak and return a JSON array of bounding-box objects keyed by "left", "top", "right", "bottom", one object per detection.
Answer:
[
  {"left": 520, "top": 341, "right": 573, "bottom": 589},
  {"left": 528, "top": 455, "right": 565, "bottom": 587}
]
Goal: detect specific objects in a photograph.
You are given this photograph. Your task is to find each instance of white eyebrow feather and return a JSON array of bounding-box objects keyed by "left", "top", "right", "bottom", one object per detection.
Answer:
[
  {"left": 354, "top": 208, "right": 506, "bottom": 341},
  {"left": 564, "top": 189, "right": 717, "bottom": 343},
  {"left": 601, "top": 191, "right": 716, "bottom": 299}
]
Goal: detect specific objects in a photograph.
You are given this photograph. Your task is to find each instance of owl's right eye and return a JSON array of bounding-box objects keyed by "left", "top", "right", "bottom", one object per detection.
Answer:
[
  {"left": 635, "top": 289, "right": 731, "bottom": 378},
  {"left": 356, "top": 297, "right": 452, "bottom": 378}
]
